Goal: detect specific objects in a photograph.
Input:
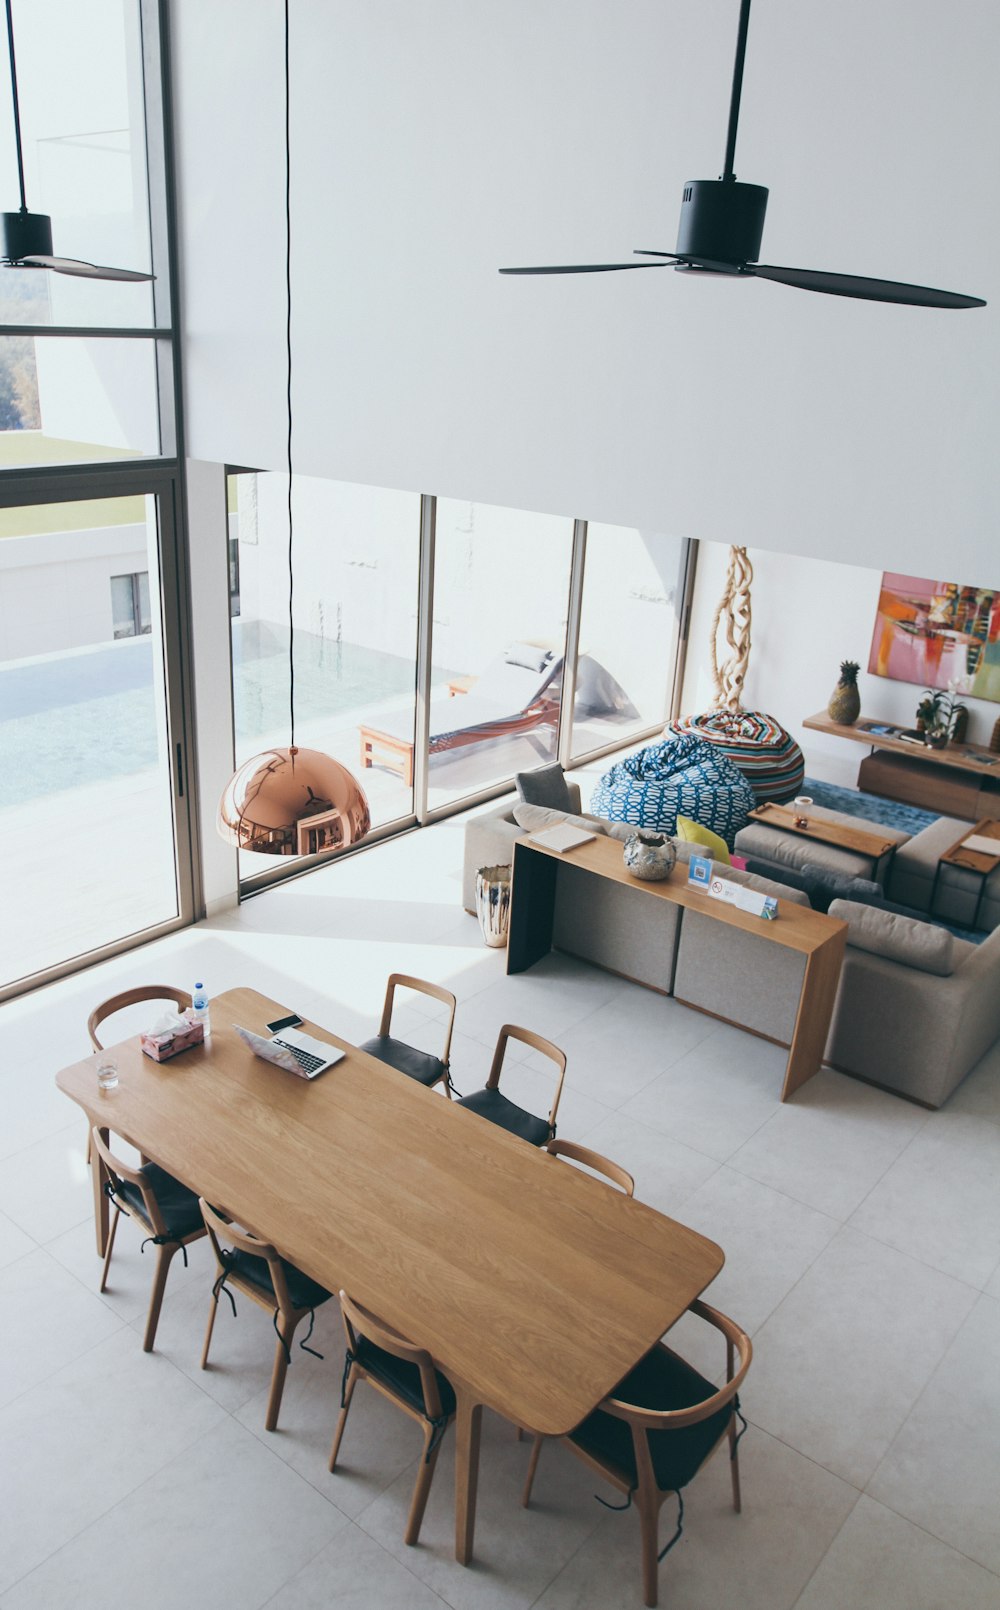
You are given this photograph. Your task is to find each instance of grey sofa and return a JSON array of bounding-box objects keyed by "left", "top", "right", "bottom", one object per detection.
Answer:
[
  {"left": 734, "top": 803, "right": 911, "bottom": 883},
  {"left": 888, "top": 816, "right": 1000, "bottom": 932}
]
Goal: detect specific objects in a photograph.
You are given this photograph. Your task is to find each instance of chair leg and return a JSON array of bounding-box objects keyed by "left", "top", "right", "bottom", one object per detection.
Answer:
[
  {"left": 98, "top": 1207, "right": 121, "bottom": 1293},
  {"left": 85, "top": 1123, "right": 92, "bottom": 1167},
  {"left": 516, "top": 1425, "right": 524, "bottom": 1441},
  {"left": 264, "top": 1317, "right": 293, "bottom": 1432},
  {"left": 521, "top": 1434, "right": 544, "bottom": 1507},
  {"left": 729, "top": 1418, "right": 742, "bottom": 1513},
  {"left": 405, "top": 1424, "right": 444, "bottom": 1546},
  {"left": 200, "top": 1295, "right": 219, "bottom": 1369},
  {"left": 637, "top": 1491, "right": 661, "bottom": 1609},
  {"left": 329, "top": 1363, "right": 359, "bottom": 1471},
  {"left": 142, "top": 1243, "right": 176, "bottom": 1353}
]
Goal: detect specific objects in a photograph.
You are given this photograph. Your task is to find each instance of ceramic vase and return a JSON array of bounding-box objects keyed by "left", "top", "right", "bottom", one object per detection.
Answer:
[
  {"left": 475, "top": 864, "right": 512, "bottom": 947},
  {"left": 623, "top": 831, "right": 677, "bottom": 882}
]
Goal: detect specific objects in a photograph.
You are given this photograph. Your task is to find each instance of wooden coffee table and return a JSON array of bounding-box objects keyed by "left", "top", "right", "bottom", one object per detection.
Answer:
[
  {"left": 931, "top": 819, "right": 1000, "bottom": 926},
  {"left": 748, "top": 801, "right": 899, "bottom": 877}
]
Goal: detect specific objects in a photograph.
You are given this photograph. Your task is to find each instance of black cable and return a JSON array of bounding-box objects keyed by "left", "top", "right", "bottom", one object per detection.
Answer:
[
  {"left": 285, "top": 0, "right": 295, "bottom": 751},
  {"left": 5, "top": 0, "right": 27, "bottom": 212}
]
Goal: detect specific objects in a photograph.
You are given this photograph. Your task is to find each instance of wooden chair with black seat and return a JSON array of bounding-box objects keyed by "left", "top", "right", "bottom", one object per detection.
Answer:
[
  {"left": 358, "top": 974, "right": 457, "bottom": 1096},
  {"left": 455, "top": 1024, "right": 566, "bottom": 1146},
  {"left": 198, "top": 1199, "right": 333, "bottom": 1432},
  {"left": 85, "top": 985, "right": 192, "bottom": 1164},
  {"left": 329, "top": 1290, "right": 456, "bottom": 1546},
  {"left": 521, "top": 1299, "right": 752, "bottom": 1608},
  {"left": 90, "top": 1127, "right": 205, "bottom": 1352},
  {"left": 544, "top": 1138, "right": 635, "bottom": 1195}
]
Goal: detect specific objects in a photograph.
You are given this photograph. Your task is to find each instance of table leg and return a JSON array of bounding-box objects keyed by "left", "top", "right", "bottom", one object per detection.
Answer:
[
  {"left": 454, "top": 1389, "right": 484, "bottom": 1564},
  {"left": 781, "top": 929, "right": 847, "bottom": 1101},
  {"left": 91, "top": 1124, "right": 110, "bottom": 1256}
]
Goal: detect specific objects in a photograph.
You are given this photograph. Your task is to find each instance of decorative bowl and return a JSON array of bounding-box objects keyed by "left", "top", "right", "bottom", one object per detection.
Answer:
[{"left": 623, "top": 831, "right": 677, "bottom": 882}]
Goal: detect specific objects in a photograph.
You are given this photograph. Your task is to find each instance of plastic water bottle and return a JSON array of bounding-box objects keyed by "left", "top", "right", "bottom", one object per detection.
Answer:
[{"left": 191, "top": 981, "right": 211, "bottom": 1038}]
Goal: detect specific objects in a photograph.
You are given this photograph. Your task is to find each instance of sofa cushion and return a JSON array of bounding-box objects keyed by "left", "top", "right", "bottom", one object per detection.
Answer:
[
  {"left": 828, "top": 899, "right": 956, "bottom": 976},
  {"left": 675, "top": 814, "right": 731, "bottom": 865},
  {"left": 515, "top": 763, "right": 572, "bottom": 811},
  {"left": 512, "top": 802, "right": 607, "bottom": 836},
  {"left": 797, "top": 862, "right": 885, "bottom": 914}
]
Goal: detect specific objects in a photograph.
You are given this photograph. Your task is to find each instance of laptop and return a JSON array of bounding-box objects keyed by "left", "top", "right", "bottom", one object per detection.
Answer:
[{"left": 233, "top": 1024, "right": 346, "bottom": 1080}]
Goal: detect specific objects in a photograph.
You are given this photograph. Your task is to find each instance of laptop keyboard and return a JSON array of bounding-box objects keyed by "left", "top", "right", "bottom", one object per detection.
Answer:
[{"left": 273, "top": 1037, "right": 326, "bottom": 1074}]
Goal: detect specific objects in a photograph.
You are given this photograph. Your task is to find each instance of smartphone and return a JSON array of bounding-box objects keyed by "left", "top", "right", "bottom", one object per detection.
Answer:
[{"left": 266, "top": 1012, "right": 303, "bottom": 1034}]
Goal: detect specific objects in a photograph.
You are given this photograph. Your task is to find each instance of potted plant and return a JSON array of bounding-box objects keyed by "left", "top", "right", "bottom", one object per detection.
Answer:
[{"left": 915, "top": 689, "right": 944, "bottom": 733}]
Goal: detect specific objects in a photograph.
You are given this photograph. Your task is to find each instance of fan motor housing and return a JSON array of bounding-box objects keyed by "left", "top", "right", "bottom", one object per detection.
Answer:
[
  {"left": 2, "top": 208, "right": 54, "bottom": 263},
  {"left": 675, "top": 179, "right": 768, "bottom": 265}
]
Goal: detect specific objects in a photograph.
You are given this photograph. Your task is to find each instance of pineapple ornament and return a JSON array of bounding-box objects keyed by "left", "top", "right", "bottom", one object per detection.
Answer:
[{"left": 828, "top": 660, "right": 861, "bottom": 725}]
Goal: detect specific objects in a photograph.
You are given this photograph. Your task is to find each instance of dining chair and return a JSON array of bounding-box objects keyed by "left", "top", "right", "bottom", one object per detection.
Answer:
[
  {"left": 544, "top": 1138, "right": 635, "bottom": 1195},
  {"left": 85, "top": 985, "right": 193, "bottom": 1164},
  {"left": 330, "top": 1290, "right": 456, "bottom": 1546},
  {"left": 358, "top": 974, "right": 457, "bottom": 1096},
  {"left": 521, "top": 1299, "right": 752, "bottom": 1608},
  {"left": 455, "top": 1024, "right": 566, "bottom": 1146},
  {"left": 199, "top": 1199, "right": 332, "bottom": 1432},
  {"left": 90, "top": 1126, "right": 205, "bottom": 1352}
]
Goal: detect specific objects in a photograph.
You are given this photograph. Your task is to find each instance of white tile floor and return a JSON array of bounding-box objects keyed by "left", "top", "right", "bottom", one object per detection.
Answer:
[{"left": 1, "top": 796, "right": 999, "bottom": 1610}]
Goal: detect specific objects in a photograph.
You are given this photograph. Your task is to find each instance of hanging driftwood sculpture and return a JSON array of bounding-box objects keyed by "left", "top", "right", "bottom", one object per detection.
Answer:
[{"left": 709, "top": 545, "right": 753, "bottom": 712}]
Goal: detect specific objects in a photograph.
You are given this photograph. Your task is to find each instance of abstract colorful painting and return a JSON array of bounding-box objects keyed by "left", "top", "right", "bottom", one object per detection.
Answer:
[{"left": 869, "top": 573, "right": 1000, "bottom": 703}]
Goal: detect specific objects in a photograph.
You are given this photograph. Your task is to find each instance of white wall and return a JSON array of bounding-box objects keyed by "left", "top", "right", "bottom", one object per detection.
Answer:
[
  {"left": 170, "top": 0, "right": 998, "bottom": 580},
  {"left": 681, "top": 543, "right": 1000, "bottom": 787}
]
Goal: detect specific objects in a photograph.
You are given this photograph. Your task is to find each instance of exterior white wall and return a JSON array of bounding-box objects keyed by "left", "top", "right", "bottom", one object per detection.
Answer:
[
  {"left": 170, "top": 0, "right": 998, "bottom": 581},
  {"left": 0, "top": 523, "right": 148, "bottom": 659},
  {"left": 681, "top": 543, "right": 1000, "bottom": 788}
]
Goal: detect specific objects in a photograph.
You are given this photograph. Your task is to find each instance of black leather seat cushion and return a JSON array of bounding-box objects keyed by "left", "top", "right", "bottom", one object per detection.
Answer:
[
  {"left": 455, "top": 1087, "right": 550, "bottom": 1147},
  {"left": 355, "top": 1335, "right": 456, "bottom": 1420},
  {"left": 116, "top": 1163, "right": 203, "bottom": 1240},
  {"left": 224, "top": 1245, "right": 332, "bottom": 1312},
  {"left": 570, "top": 1345, "right": 734, "bottom": 1493},
  {"left": 359, "top": 1034, "right": 446, "bottom": 1088}
]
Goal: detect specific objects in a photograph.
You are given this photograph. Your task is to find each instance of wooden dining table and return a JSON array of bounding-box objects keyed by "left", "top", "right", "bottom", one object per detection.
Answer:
[{"left": 56, "top": 987, "right": 725, "bottom": 1564}]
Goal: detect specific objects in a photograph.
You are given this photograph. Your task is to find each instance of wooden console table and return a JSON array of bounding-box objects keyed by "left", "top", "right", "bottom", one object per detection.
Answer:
[
  {"left": 803, "top": 711, "right": 1000, "bottom": 821},
  {"left": 508, "top": 833, "right": 846, "bottom": 1102}
]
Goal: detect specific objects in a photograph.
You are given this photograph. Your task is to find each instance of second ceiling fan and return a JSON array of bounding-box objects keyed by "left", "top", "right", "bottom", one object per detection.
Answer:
[{"left": 501, "top": 0, "right": 985, "bottom": 310}]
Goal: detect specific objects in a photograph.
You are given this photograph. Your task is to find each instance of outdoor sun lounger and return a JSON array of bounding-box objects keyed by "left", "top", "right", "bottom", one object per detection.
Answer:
[{"left": 359, "top": 644, "right": 562, "bottom": 786}]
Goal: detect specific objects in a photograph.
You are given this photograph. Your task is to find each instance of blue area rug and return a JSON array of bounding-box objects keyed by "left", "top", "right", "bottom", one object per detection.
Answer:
[{"left": 801, "top": 777, "right": 939, "bottom": 836}]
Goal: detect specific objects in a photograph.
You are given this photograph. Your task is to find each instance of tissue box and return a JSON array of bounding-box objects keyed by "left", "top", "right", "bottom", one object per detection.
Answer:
[{"left": 140, "top": 1011, "right": 205, "bottom": 1062}]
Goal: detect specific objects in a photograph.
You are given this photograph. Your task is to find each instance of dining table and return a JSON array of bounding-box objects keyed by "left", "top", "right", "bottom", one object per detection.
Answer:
[{"left": 56, "top": 987, "right": 725, "bottom": 1564}]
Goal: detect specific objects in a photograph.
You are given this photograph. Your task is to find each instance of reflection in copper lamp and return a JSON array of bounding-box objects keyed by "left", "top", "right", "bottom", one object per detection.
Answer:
[
  {"left": 215, "top": 0, "right": 370, "bottom": 860},
  {"left": 217, "top": 747, "right": 371, "bottom": 857}
]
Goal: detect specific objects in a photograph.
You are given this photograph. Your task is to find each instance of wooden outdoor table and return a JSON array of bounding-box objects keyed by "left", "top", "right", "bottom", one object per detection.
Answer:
[{"left": 56, "top": 988, "right": 724, "bottom": 1565}]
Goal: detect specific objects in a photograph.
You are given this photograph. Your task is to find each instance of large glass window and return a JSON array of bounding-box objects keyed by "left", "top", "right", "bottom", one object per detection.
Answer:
[
  {"left": 427, "top": 499, "right": 574, "bottom": 811},
  {"left": 0, "top": 491, "right": 184, "bottom": 991},
  {"left": 571, "top": 523, "right": 688, "bottom": 758},
  {"left": 229, "top": 471, "right": 421, "bottom": 884}
]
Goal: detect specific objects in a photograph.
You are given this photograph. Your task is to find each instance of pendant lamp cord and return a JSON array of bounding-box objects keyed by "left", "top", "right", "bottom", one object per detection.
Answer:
[
  {"left": 5, "top": 0, "right": 28, "bottom": 212},
  {"left": 285, "top": 0, "right": 295, "bottom": 751}
]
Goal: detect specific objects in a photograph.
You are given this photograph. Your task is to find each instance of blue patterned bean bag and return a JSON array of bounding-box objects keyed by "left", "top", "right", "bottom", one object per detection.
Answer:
[{"left": 590, "top": 736, "right": 756, "bottom": 848}]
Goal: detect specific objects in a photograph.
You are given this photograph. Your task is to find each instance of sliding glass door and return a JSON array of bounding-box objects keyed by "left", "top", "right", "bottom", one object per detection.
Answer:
[{"left": 0, "top": 485, "right": 191, "bottom": 992}]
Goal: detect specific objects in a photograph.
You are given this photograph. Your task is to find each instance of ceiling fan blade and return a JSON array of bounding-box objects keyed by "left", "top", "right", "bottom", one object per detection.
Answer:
[
  {"left": 22, "top": 254, "right": 153, "bottom": 282},
  {"left": 750, "top": 262, "right": 985, "bottom": 309},
  {"left": 499, "top": 261, "right": 671, "bottom": 275},
  {"left": 632, "top": 250, "right": 684, "bottom": 260}
]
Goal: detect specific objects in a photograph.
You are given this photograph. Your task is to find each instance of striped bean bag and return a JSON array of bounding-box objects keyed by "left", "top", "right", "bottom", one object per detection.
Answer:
[
  {"left": 665, "top": 710, "right": 805, "bottom": 804},
  {"left": 590, "top": 735, "right": 756, "bottom": 849}
]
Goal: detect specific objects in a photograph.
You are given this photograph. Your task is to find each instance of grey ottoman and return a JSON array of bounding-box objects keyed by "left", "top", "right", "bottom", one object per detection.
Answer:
[
  {"left": 734, "top": 805, "right": 909, "bottom": 885},
  {"left": 888, "top": 817, "right": 1000, "bottom": 931}
]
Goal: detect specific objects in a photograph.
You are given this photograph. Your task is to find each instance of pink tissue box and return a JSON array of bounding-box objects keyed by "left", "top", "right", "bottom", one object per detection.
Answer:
[{"left": 140, "top": 1013, "right": 205, "bottom": 1062}]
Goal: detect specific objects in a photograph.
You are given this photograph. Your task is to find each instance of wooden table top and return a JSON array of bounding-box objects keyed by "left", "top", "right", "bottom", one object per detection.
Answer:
[
  {"left": 748, "top": 801, "right": 898, "bottom": 858},
  {"left": 940, "top": 818, "right": 1000, "bottom": 873},
  {"left": 803, "top": 711, "right": 1000, "bottom": 779},
  {"left": 57, "top": 987, "right": 724, "bottom": 1435},
  {"left": 523, "top": 830, "right": 845, "bottom": 958}
]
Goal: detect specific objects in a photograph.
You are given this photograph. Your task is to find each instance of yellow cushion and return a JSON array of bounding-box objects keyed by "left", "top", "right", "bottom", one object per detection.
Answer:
[{"left": 675, "top": 815, "right": 731, "bottom": 865}]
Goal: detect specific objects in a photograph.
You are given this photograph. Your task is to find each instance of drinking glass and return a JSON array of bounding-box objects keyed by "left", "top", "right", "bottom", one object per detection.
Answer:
[
  {"left": 97, "top": 1058, "right": 119, "bottom": 1092},
  {"left": 793, "top": 795, "right": 813, "bottom": 829}
]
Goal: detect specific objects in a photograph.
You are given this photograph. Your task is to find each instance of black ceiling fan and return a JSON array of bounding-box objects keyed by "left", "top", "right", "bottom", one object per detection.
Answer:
[
  {"left": 1, "top": 0, "right": 152, "bottom": 282},
  {"left": 501, "top": 0, "right": 985, "bottom": 309}
]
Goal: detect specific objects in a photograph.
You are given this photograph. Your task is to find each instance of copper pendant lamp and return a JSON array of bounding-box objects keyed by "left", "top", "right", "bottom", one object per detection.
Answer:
[{"left": 217, "top": 1, "right": 370, "bottom": 859}]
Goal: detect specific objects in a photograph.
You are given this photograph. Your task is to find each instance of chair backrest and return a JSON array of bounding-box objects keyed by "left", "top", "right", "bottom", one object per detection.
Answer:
[
  {"left": 545, "top": 1138, "right": 634, "bottom": 1196},
  {"left": 91, "top": 1126, "right": 168, "bottom": 1237},
  {"left": 486, "top": 1024, "right": 567, "bottom": 1132},
  {"left": 88, "top": 985, "right": 192, "bottom": 1051},
  {"left": 339, "top": 1290, "right": 446, "bottom": 1421},
  {"left": 602, "top": 1299, "right": 751, "bottom": 1494},
  {"left": 472, "top": 650, "right": 561, "bottom": 712},
  {"left": 198, "top": 1198, "right": 295, "bottom": 1313},
  {"left": 379, "top": 974, "right": 457, "bottom": 1066}
]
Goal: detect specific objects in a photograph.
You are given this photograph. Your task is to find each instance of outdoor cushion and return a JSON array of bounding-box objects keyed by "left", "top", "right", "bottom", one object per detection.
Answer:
[
  {"left": 828, "top": 899, "right": 956, "bottom": 977},
  {"left": 570, "top": 1344, "right": 734, "bottom": 1493},
  {"left": 505, "top": 642, "right": 552, "bottom": 674},
  {"left": 116, "top": 1163, "right": 203, "bottom": 1240},
  {"left": 223, "top": 1246, "right": 332, "bottom": 1311},
  {"left": 359, "top": 1034, "right": 446, "bottom": 1088},
  {"left": 590, "top": 736, "right": 756, "bottom": 849},
  {"left": 354, "top": 1335, "right": 456, "bottom": 1419},
  {"left": 456, "top": 1087, "right": 551, "bottom": 1146},
  {"left": 516, "top": 763, "right": 573, "bottom": 810},
  {"left": 675, "top": 814, "right": 731, "bottom": 865}
]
